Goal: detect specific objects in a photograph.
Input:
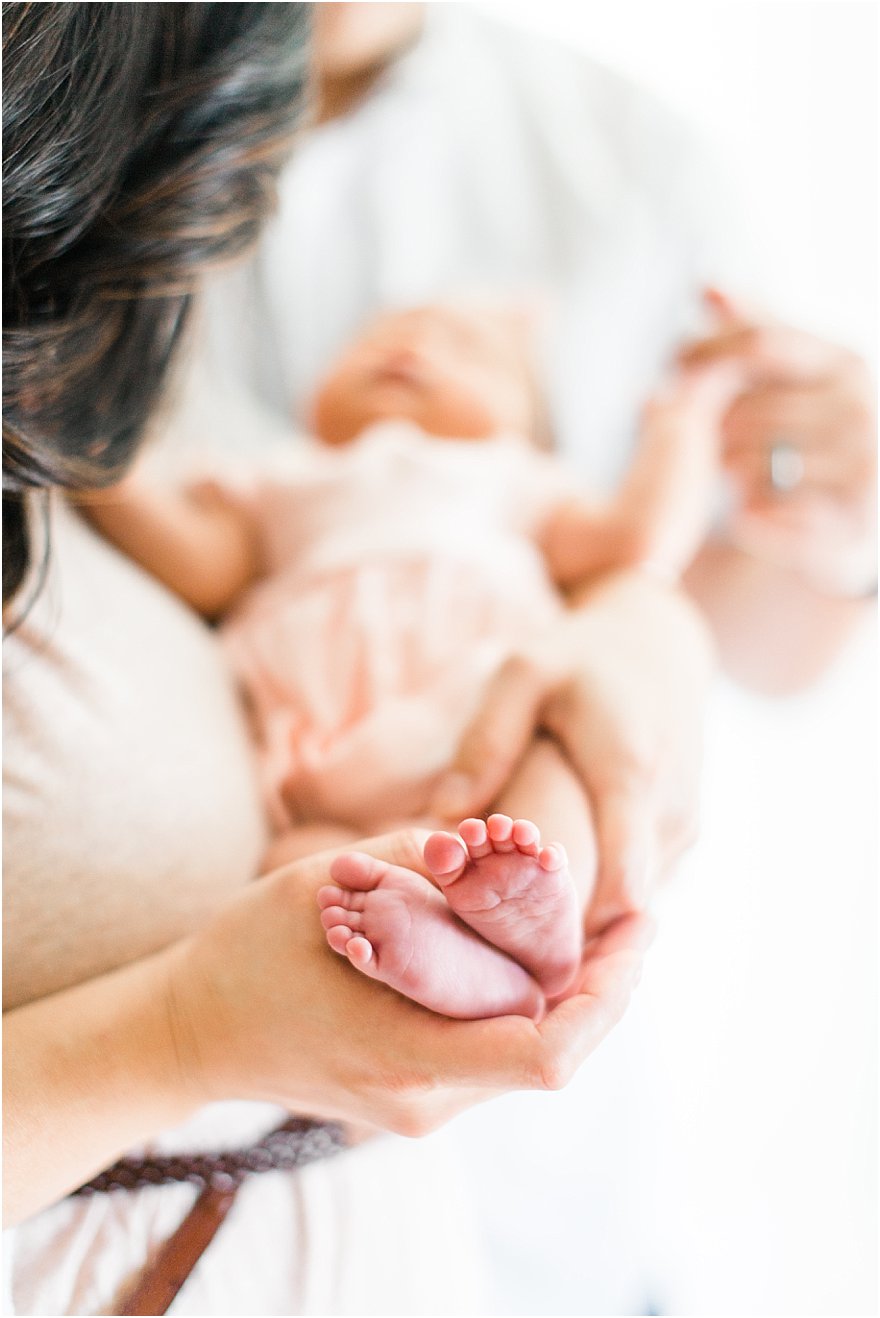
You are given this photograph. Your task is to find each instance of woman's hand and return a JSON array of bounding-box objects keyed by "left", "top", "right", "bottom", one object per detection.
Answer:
[
  {"left": 430, "top": 572, "right": 716, "bottom": 933},
  {"left": 5, "top": 828, "right": 650, "bottom": 1225},
  {"left": 680, "top": 289, "right": 877, "bottom": 597},
  {"left": 166, "top": 829, "right": 653, "bottom": 1137}
]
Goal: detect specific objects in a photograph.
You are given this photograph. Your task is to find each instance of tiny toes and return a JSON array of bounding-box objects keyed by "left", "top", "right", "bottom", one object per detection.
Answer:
[
  {"left": 317, "top": 884, "right": 346, "bottom": 910},
  {"left": 459, "top": 817, "right": 492, "bottom": 859},
  {"left": 538, "top": 843, "right": 567, "bottom": 871},
  {"left": 320, "top": 905, "right": 361, "bottom": 932},
  {"left": 329, "top": 852, "right": 383, "bottom": 890},
  {"left": 487, "top": 814, "right": 515, "bottom": 852},
  {"left": 512, "top": 819, "right": 540, "bottom": 856},
  {"left": 326, "top": 925, "right": 354, "bottom": 954},
  {"left": 346, "top": 935, "right": 373, "bottom": 967},
  {"left": 424, "top": 831, "right": 467, "bottom": 882}
]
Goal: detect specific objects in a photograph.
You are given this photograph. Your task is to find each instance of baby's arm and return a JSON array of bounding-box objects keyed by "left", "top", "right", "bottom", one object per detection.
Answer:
[
  {"left": 78, "top": 475, "right": 260, "bottom": 619},
  {"left": 542, "top": 365, "right": 742, "bottom": 588}
]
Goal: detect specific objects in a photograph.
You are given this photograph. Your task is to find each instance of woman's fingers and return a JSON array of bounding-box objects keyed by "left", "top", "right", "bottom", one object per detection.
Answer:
[
  {"left": 427, "top": 912, "right": 654, "bottom": 1094},
  {"left": 429, "top": 653, "right": 552, "bottom": 819},
  {"left": 584, "top": 784, "right": 654, "bottom": 933},
  {"left": 680, "top": 316, "right": 855, "bottom": 383},
  {"left": 723, "top": 384, "right": 875, "bottom": 494},
  {"left": 729, "top": 494, "right": 874, "bottom": 580},
  {"left": 702, "top": 286, "right": 754, "bottom": 326},
  {"left": 524, "top": 910, "right": 656, "bottom": 1085},
  {"left": 725, "top": 447, "right": 869, "bottom": 503}
]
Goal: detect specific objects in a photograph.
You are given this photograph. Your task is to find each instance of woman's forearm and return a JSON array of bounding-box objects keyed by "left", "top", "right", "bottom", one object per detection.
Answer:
[
  {"left": 3, "top": 831, "right": 654, "bottom": 1227},
  {"left": 3, "top": 945, "right": 196, "bottom": 1226},
  {"left": 685, "top": 539, "right": 866, "bottom": 695}
]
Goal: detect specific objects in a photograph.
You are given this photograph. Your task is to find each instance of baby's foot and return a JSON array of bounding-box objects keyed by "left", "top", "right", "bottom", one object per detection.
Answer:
[
  {"left": 318, "top": 852, "right": 544, "bottom": 1020},
  {"left": 424, "top": 815, "right": 581, "bottom": 998}
]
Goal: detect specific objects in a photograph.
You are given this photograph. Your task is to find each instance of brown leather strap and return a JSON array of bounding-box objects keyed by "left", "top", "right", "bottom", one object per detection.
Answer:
[
  {"left": 73, "top": 1117, "right": 346, "bottom": 1196},
  {"left": 114, "top": 1184, "right": 237, "bottom": 1316},
  {"left": 75, "top": 1118, "right": 348, "bottom": 1314}
]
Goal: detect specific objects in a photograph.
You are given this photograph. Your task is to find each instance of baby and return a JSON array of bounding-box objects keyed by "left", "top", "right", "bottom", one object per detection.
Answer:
[{"left": 82, "top": 301, "right": 735, "bottom": 1022}]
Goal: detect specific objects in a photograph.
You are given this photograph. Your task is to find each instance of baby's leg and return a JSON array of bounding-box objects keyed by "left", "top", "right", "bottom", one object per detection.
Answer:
[
  {"left": 318, "top": 852, "right": 544, "bottom": 1020},
  {"left": 497, "top": 736, "right": 597, "bottom": 909},
  {"left": 424, "top": 738, "right": 592, "bottom": 999}
]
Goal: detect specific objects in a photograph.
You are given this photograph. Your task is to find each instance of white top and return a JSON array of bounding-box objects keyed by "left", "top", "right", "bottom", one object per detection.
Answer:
[
  {"left": 3, "top": 499, "right": 267, "bottom": 1009},
  {"left": 175, "top": 7, "right": 749, "bottom": 492}
]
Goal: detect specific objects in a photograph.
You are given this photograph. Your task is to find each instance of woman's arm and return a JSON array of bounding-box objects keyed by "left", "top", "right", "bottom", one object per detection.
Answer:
[
  {"left": 78, "top": 477, "right": 260, "bottom": 619},
  {"left": 3, "top": 947, "right": 195, "bottom": 1225},
  {"left": 4, "top": 830, "right": 651, "bottom": 1226}
]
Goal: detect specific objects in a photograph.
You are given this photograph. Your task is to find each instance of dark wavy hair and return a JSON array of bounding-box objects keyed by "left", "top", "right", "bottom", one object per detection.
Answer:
[{"left": 2, "top": 1, "right": 311, "bottom": 608}]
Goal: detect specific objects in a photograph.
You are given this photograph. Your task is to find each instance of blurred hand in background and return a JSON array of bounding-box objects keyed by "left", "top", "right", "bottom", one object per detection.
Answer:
[{"left": 682, "top": 288, "right": 877, "bottom": 598}]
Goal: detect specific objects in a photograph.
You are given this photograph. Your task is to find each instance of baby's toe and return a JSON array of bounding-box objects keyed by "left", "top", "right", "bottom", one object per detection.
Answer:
[
  {"left": 329, "top": 852, "right": 384, "bottom": 890},
  {"left": 317, "top": 884, "right": 347, "bottom": 910},
  {"left": 487, "top": 814, "right": 515, "bottom": 852},
  {"left": 538, "top": 843, "right": 567, "bottom": 872},
  {"left": 424, "top": 830, "right": 468, "bottom": 882},
  {"left": 346, "top": 936, "right": 374, "bottom": 968},
  {"left": 512, "top": 819, "right": 540, "bottom": 857},
  {"left": 459, "top": 817, "right": 492, "bottom": 859},
  {"left": 326, "top": 924, "right": 355, "bottom": 955},
  {"left": 320, "top": 904, "right": 358, "bottom": 932}
]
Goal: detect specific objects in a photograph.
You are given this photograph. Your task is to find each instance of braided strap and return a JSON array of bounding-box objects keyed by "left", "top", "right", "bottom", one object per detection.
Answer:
[{"left": 72, "top": 1117, "right": 347, "bottom": 1197}]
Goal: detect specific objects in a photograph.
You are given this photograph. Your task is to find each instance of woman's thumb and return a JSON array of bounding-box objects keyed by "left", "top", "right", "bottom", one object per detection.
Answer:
[
  {"left": 430, "top": 655, "right": 548, "bottom": 819},
  {"left": 704, "top": 286, "right": 752, "bottom": 326}
]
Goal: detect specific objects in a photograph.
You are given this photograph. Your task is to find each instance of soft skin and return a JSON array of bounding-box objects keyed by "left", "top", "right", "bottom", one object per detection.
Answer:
[
  {"left": 681, "top": 289, "right": 876, "bottom": 694},
  {"left": 431, "top": 568, "right": 717, "bottom": 934},
  {"left": 3, "top": 830, "right": 652, "bottom": 1226}
]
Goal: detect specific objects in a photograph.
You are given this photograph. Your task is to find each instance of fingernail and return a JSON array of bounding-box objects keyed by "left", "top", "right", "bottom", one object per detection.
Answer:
[{"left": 430, "top": 773, "right": 473, "bottom": 820}]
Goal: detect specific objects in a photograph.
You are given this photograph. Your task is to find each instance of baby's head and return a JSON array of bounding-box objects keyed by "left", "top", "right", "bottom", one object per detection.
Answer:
[{"left": 310, "top": 301, "right": 544, "bottom": 447}]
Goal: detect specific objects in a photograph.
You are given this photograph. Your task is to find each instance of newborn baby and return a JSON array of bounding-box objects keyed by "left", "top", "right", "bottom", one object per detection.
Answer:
[{"left": 82, "top": 301, "right": 735, "bottom": 1021}]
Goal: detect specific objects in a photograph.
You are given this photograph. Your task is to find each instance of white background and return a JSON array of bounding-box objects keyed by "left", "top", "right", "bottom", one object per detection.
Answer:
[
  {"left": 481, "top": 0, "right": 877, "bottom": 360},
  {"left": 459, "top": 4, "right": 877, "bottom": 1315}
]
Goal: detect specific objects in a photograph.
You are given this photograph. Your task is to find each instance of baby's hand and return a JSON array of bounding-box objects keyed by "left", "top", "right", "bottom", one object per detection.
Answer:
[{"left": 610, "top": 361, "right": 746, "bottom": 581}]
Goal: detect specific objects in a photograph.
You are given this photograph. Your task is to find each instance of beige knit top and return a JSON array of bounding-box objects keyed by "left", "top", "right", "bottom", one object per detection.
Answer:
[{"left": 3, "top": 497, "right": 267, "bottom": 1009}]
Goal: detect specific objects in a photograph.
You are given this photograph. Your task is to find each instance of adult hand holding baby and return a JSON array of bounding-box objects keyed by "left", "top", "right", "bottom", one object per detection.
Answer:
[
  {"left": 166, "top": 829, "right": 653, "bottom": 1132},
  {"left": 6, "top": 827, "right": 652, "bottom": 1226},
  {"left": 431, "top": 362, "right": 724, "bottom": 935},
  {"left": 431, "top": 570, "right": 715, "bottom": 935}
]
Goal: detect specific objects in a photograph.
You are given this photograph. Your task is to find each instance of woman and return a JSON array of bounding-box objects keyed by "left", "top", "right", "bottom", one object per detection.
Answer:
[{"left": 3, "top": 6, "right": 679, "bottom": 1313}]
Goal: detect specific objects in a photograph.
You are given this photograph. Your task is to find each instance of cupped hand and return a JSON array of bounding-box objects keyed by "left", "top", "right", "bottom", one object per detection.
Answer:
[
  {"left": 163, "top": 828, "right": 652, "bottom": 1137},
  {"left": 680, "top": 289, "right": 877, "bottom": 596},
  {"left": 431, "top": 571, "right": 716, "bottom": 933}
]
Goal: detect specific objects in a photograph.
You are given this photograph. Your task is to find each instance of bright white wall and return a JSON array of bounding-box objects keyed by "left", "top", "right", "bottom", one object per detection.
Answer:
[
  {"left": 467, "top": 4, "right": 878, "bottom": 1316},
  {"left": 480, "top": 0, "right": 878, "bottom": 360}
]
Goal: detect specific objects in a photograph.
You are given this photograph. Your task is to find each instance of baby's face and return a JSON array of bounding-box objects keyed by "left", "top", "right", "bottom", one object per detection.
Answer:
[{"left": 310, "top": 305, "right": 536, "bottom": 447}]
